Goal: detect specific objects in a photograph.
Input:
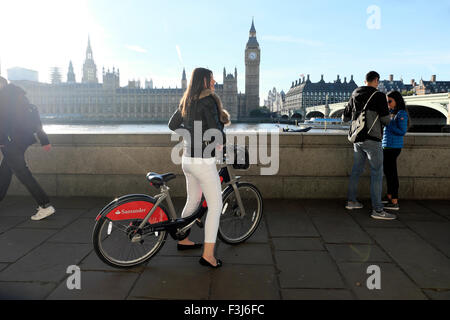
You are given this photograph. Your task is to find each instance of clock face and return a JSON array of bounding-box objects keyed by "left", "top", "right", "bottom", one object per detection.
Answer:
[{"left": 248, "top": 52, "right": 257, "bottom": 60}]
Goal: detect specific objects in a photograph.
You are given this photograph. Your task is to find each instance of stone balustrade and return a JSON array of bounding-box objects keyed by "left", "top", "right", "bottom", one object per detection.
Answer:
[{"left": 3, "top": 132, "right": 450, "bottom": 200}]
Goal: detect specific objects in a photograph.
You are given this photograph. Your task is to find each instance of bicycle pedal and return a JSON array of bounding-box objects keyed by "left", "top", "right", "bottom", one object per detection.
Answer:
[{"left": 195, "top": 219, "right": 204, "bottom": 229}]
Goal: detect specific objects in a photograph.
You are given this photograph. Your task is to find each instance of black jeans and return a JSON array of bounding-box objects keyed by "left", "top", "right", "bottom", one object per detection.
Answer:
[
  {"left": 0, "top": 144, "right": 50, "bottom": 207},
  {"left": 383, "top": 148, "right": 402, "bottom": 199}
]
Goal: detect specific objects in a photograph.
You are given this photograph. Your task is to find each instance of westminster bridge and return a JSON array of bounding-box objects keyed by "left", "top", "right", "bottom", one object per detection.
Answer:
[{"left": 305, "top": 93, "right": 450, "bottom": 126}]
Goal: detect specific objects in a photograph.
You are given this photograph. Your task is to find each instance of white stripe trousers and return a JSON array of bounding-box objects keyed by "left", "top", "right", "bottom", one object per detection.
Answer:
[{"left": 181, "top": 156, "right": 223, "bottom": 244}]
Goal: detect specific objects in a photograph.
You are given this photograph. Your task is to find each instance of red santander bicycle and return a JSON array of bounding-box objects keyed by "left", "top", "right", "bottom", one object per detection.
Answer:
[{"left": 92, "top": 147, "right": 263, "bottom": 269}]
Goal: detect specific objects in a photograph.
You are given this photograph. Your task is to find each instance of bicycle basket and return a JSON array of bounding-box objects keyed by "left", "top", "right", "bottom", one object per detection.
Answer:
[{"left": 232, "top": 145, "right": 250, "bottom": 170}]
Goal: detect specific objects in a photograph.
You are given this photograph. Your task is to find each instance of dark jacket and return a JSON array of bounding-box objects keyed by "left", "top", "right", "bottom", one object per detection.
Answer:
[
  {"left": 0, "top": 84, "right": 49, "bottom": 148},
  {"left": 382, "top": 110, "right": 408, "bottom": 149},
  {"left": 343, "top": 86, "right": 391, "bottom": 143},
  {"left": 169, "top": 90, "right": 226, "bottom": 158}
]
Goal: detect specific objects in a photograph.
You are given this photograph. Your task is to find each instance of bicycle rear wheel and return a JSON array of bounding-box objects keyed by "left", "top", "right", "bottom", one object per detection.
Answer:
[
  {"left": 218, "top": 183, "right": 263, "bottom": 245},
  {"left": 93, "top": 200, "right": 169, "bottom": 269}
]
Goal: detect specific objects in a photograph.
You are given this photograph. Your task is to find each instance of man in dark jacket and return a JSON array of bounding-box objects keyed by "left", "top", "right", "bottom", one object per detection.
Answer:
[
  {"left": 0, "top": 78, "right": 56, "bottom": 221},
  {"left": 343, "top": 71, "right": 395, "bottom": 220}
]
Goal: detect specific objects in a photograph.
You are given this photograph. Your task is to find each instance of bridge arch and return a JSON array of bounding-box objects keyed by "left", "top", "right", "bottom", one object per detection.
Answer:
[
  {"left": 406, "top": 105, "right": 447, "bottom": 126},
  {"left": 330, "top": 109, "right": 345, "bottom": 118},
  {"left": 306, "top": 111, "right": 325, "bottom": 119},
  {"left": 405, "top": 103, "right": 447, "bottom": 119},
  {"left": 291, "top": 113, "right": 303, "bottom": 121}
]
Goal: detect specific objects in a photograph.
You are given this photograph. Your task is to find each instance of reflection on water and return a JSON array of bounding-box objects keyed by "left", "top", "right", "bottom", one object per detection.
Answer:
[{"left": 43, "top": 123, "right": 347, "bottom": 134}]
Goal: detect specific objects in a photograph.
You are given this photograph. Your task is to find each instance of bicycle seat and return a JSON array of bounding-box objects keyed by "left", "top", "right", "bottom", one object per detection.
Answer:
[{"left": 146, "top": 172, "right": 176, "bottom": 187}]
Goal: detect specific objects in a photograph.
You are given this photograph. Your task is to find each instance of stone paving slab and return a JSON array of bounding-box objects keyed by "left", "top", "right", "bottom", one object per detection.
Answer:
[
  {"left": 0, "top": 196, "right": 449, "bottom": 300},
  {"left": 337, "top": 262, "right": 428, "bottom": 300},
  {"left": 403, "top": 221, "right": 450, "bottom": 258},
  {"left": 210, "top": 265, "right": 279, "bottom": 300},
  {"left": 0, "top": 282, "right": 57, "bottom": 300},
  {"left": 47, "top": 271, "right": 140, "bottom": 300},
  {"left": 419, "top": 201, "right": 450, "bottom": 218},
  {"left": 47, "top": 218, "right": 95, "bottom": 244},
  {"left": 325, "top": 244, "right": 391, "bottom": 263},
  {"left": 265, "top": 203, "right": 319, "bottom": 238},
  {"left": 0, "top": 216, "right": 28, "bottom": 234},
  {"left": 367, "top": 228, "right": 450, "bottom": 289},
  {"left": 0, "top": 243, "right": 91, "bottom": 282},
  {"left": 275, "top": 251, "right": 345, "bottom": 289},
  {"left": 272, "top": 238, "right": 325, "bottom": 251},
  {"left": 310, "top": 214, "right": 373, "bottom": 244},
  {"left": 128, "top": 256, "right": 212, "bottom": 300},
  {"left": 0, "top": 229, "right": 57, "bottom": 263},
  {"left": 423, "top": 289, "right": 450, "bottom": 300}
]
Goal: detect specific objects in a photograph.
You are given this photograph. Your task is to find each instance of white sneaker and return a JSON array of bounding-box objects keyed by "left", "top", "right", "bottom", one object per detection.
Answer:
[{"left": 31, "top": 206, "right": 56, "bottom": 221}]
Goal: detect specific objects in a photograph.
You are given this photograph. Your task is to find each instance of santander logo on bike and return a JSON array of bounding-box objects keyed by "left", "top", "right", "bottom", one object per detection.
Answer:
[{"left": 115, "top": 208, "right": 147, "bottom": 215}]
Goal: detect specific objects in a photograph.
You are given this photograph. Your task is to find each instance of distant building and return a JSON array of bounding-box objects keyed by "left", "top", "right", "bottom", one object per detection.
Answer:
[
  {"left": 82, "top": 36, "right": 98, "bottom": 84},
  {"left": 284, "top": 74, "right": 357, "bottom": 117},
  {"left": 12, "top": 37, "right": 240, "bottom": 122},
  {"left": 67, "top": 61, "right": 76, "bottom": 83},
  {"left": 378, "top": 74, "right": 415, "bottom": 94},
  {"left": 50, "top": 67, "right": 62, "bottom": 85},
  {"left": 264, "top": 88, "right": 284, "bottom": 113},
  {"left": 7, "top": 67, "right": 39, "bottom": 82},
  {"left": 415, "top": 75, "right": 450, "bottom": 95},
  {"left": 10, "top": 20, "right": 260, "bottom": 122}
]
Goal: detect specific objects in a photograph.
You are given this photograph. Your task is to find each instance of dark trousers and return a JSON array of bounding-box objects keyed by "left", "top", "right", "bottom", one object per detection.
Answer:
[
  {"left": 0, "top": 145, "right": 50, "bottom": 207},
  {"left": 383, "top": 148, "right": 402, "bottom": 199}
]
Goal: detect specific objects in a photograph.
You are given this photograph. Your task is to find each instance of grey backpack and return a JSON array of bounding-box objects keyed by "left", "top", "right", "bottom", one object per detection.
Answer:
[{"left": 348, "top": 91, "right": 379, "bottom": 143}]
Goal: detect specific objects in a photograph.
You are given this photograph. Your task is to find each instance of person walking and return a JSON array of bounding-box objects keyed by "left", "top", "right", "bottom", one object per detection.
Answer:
[
  {"left": 168, "top": 68, "right": 230, "bottom": 268},
  {"left": 382, "top": 91, "right": 409, "bottom": 211},
  {"left": 0, "top": 77, "right": 56, "bottom": 220},
  {"left": 343, "top": 71, "right": 396, "bottom": 220}
]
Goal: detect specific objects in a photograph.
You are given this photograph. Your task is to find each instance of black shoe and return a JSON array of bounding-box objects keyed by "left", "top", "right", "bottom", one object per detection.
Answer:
[
  {"left": 177, "top": 243, "right": 203, "bottom": 251},
  {"left": 199, "top": 257, "right": 222, "bottom": 269}
]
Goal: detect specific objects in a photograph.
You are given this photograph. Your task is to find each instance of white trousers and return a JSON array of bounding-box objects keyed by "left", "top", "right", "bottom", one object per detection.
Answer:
[{"left": 181, "top": 156, "right": 223, "bottom": 244}]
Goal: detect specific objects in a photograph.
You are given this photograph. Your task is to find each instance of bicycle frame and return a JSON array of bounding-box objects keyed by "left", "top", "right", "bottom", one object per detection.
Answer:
[
  {"left": 95, "top": 163, "right": 246, "bottom": 242},
  {"left": 138, "top": 163, "right": 244, "bottom": 238}
]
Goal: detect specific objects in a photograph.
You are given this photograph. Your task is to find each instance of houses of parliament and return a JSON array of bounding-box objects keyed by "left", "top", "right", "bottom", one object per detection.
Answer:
[{"left": 12, "top": 20, "right": 261, "bottom": 122}]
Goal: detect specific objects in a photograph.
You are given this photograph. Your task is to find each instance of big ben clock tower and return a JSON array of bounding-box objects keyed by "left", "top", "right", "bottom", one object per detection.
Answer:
[{"left": 244, "top": 18, "right": 261, "bottom": 117}]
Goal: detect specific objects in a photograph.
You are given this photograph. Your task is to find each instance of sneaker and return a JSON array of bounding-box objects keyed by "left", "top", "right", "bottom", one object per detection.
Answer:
[
  {"left": 346, "top": 201, "right": 364, "bottom": 210},
  {"left": 371, "top": 210, "right": 397, "bottom": 221},
  {"left": 31, "top": 206, "right": 56, "bottom": 221},
  {"left": 384, "top": 202, "right": 400, "bottom": 211}
]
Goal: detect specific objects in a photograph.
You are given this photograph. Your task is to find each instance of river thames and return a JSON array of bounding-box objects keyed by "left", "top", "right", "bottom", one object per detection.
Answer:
[{"left": 42, "top": 123, "right": 347, "bottom": 134}]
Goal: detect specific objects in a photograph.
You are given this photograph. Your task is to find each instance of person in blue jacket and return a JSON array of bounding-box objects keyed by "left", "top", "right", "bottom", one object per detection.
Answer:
[{"left": 382, "top": 91, "right": 410, "bottom": 211}]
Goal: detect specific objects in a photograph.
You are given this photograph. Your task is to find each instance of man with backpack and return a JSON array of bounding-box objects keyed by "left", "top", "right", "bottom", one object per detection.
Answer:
[
  {"left": 0, "top": 77, "right": 56, "bottom": 220},
  {"left": 343, "top": 71, "right": 395, "bottom": 220}
]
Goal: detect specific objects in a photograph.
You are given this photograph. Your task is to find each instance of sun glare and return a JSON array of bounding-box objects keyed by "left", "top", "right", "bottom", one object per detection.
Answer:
[{"left": 0, "top": 0, "right": 106, "bottom": 82}]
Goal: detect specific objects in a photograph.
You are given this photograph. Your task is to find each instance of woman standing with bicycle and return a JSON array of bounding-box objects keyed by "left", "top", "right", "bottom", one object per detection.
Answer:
[{"left": 169, "top": 68, "right": 231, "bottom": 268}]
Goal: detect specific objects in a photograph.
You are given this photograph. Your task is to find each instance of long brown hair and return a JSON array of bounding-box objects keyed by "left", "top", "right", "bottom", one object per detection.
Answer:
[
  {"left": 180, "top": 68, "right": 212, "bottom": 117},
  {"left": 179, "top": 68, "right": 230, "bottom": 125}
]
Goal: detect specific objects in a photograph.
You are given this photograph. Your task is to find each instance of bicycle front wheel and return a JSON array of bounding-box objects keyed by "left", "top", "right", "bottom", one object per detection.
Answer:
[{"left": 218, "top": 183, "right": 263, "bottom": 245}]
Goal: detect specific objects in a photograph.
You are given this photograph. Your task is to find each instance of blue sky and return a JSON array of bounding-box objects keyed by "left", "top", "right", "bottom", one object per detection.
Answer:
[{"left": 1, "top": 0, "right": 449, "bottom": 103}]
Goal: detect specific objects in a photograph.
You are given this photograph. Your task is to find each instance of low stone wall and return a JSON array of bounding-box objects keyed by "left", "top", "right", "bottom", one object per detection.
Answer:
[{"left": 3, "top": 132, "right": 450, "bottom": 200}]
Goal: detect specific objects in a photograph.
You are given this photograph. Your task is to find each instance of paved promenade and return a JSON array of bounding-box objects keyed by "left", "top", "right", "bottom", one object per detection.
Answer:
[{"left": 0, "top": 196, "right": 449, "bottom": 300}]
